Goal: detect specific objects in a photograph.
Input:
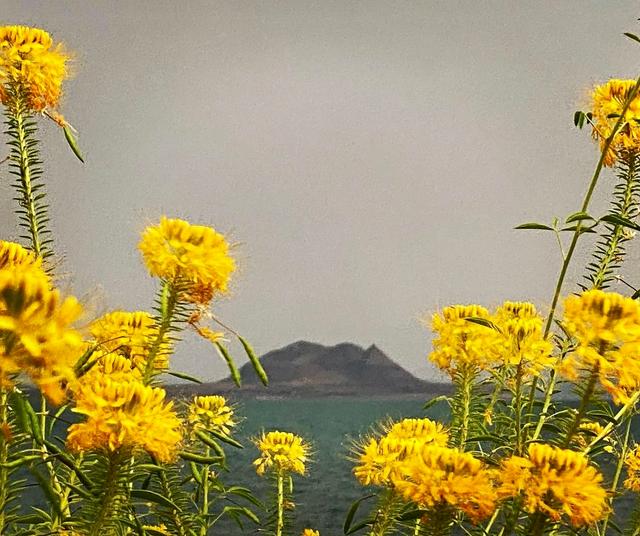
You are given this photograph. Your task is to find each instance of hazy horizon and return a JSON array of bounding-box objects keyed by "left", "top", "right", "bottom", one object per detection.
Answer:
[{"left": 3, "top": 2, "right": 640, "bottom": 382}]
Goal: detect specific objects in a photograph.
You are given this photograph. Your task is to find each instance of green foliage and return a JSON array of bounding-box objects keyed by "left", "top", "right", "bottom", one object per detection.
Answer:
[{"left": 581, "top": 150, "right": 640, "bottom": 291}]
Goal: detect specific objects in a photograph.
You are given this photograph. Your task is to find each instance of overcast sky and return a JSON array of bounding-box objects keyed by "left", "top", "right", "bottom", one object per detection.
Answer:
[{"left": 2, "top": 1, "right": 640, "bottom": 382}]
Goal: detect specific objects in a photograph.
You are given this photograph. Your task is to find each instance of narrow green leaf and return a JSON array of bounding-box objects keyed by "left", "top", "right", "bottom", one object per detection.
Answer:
[
  {"left": 179, "top": 451, "right": 224, "bottom": 464},
  {"left": 423, "top": 395, "right": 449, "bottom": 411},
  {"left": 131, "top": 489, "right": 181, "bottom": 511},
  {"left": 573, "top": 110, "right": 585, "bottom": 128},
  {"left": 166, "top": 370, "right": 202, "bottom": 384},
  {"left": 599, "top": 213, "right": 640, "bottom": 231},
  {"left": 514, "top": 222, "right": 554, "bottom": 231},
  {"left": 565, "top": 211, "right": 594, "bottom": 223},
  {"left": 465, "top": 317, "right": 500, "bottom": 331},
  {"left": 344, "top": 494, "right": 375, "bottom": 534},
  {"left": 195, "top": 430, "right": 226, "bottom": 458},
  {"left": 624, "top": 32, "right": 640, "bottom": 44},
  {"left": 208, "top": 428, "right": 244, "bottom": 449},
  {"left": 397, "top": 509, "right": 429, "bottom": 521},
  {"left": 63, "top": 125, "right": 85, "bottom": 163},
  {"left": 214, "top": 342, "right": 241, "bottom": 387},
  {"left": 238, "top": 335, "right": 268, "bottom": 386}
]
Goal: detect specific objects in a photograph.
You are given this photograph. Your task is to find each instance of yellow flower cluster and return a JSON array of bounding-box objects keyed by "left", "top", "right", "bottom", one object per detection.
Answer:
[
  {"left": 493, "top": 302, "right": 555, "bottom": 376},
  {"left": 138, "top": 217, "right": 235, "bottom": 305},
  {"left": 0, "top": 241, "right": 82, "bottom": 403},
  {"left": 253, "top": 430, "right": 310, "bottom": 476},
  {"left": 590, "top": 79, "right": 640, "bottom": 166},
  {"left": 560, "top": 290, "right": 640, "bottom": 404},
  {"left": 353, "top": 418, "right": 449, "bottom": 487},
  {"left": 391, "top": 445, "right": 497, "bottom": 523},
  {"left": 429, "top": 301, "right": 553, "bottom": 378},
  {"left": 430, "top": 305, "right": 497, "bottom": 374},
  {"left": 188, "top": 395, "right": 235, "bottom": 435},
  {"left": 301, "top": 530, "right": 320, "bottom": 536},
  {"left": 0, "top": 25, "right": 70, "bottom": 111},
  {"left": 67, "top": 355, "right": 182, "bottom": 463},
  {"left": 90, "top": 310, "right": 168, "bottom": 371},
  {"left": 498, "top": 444, "right": 607, "bottom": 527},
  {"left": 624, "top": 444, "right": 640, "bottom": 492}
]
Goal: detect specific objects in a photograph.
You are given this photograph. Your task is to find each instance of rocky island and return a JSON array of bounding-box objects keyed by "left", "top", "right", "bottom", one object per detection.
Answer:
[{"left": 172, "top": 340, "right": 451, "bottom": 399}]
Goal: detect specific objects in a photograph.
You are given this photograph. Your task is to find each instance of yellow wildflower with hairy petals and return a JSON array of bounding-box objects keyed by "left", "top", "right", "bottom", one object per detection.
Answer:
[
  {"left": 429, "top": 304, "right": 499, "bottom": 376},
  {"left": 498, "top": 444, "right": 607, "bottom": 527},
  {"left": 301, "top": 530, "right": 320, "bottom": 536},
  {"left": 138, "top": 217, "right": 235, "bottom": 304},
  {"left": 0, "top": 266, "right": 82, "bottom": 403},
  {"left": 354, "top": 436, "right": 428, "bottom": 486},
  {"left": 0, "top": 26, "right": 70, "bottom": 111},
  {"left": 0, "top": 240, "right": 42, "bottom": 272},
  {"left": 560, "top": 290, "right": 640, "bottom": 404},
  {"left": 590, "top": 79, "right": 640, "bottom": 166},
  {"left": 492, "top": 301, "right": 554, "bottom": 376},
  {"left": 253, "top": 431, "right": 310, "bottom": 476},
  {"left": 67, "top": 374, "right": 182, "bottom": 463},
  {"left": 385, "top": 418, "right": 449, "bottom": 444},
  {"left": 188, "top": 395, "right": 235, "bottom": 435},
  {"left": 391, "top": 445, "right": 497, "bottom": 523},
  {"left": 624, "top": 445, "right": 640, "bottom": 492},
  {"left": 353, "top": 418, "right": 448, "bottom": 487},
  {"left": 90, "top": 310, "right": 168, "bottom": 371},
  {"left": 80, "top": 353, "right": 142, "bottom": 383}
]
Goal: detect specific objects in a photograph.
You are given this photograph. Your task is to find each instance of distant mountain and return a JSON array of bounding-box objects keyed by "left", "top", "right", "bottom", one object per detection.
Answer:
[{"left": 173, "top": 340, "right": 451, "bottom": 399}]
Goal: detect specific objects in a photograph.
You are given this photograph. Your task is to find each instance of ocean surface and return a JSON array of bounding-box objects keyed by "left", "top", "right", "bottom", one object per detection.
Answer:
[{"left": 219, "top": 397, "right": 437, "bottom": 535}]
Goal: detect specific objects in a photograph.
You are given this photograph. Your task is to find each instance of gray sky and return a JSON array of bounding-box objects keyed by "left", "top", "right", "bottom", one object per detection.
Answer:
[{"left": 2, "top": 1, "right": 640, "bottom": 382}]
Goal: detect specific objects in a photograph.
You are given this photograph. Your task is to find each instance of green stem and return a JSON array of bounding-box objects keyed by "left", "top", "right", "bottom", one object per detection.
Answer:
[
  {"left": 89, "top": 450, "right": 126, "bottom": 536},
  {"left": 587, "top": 151, "right": 639, "bottom": 290},
  {"left": 159, "top": 467, "right": 188, "bottom": 536},
  {"left": 144, "top": 281, "right": 178, "bottom": 383},
  {"left": 513, "top": 362, "right": 524, "bottom": 455},
  {"left": 562, "top": 364, "right": 599, "bottom": 448},
  {"left": 200, "top": 449, "right": 210, "bottom": 536},
  {"left": 0, "top": 391, "right": 9, "bottom": 534},
  {"left": 5, "top": 90, "right": 48, "bottom": 259},
  {"left": 457, "top": 367, "right": 473, "bottom": 449},
  {"left": 276, "top": 473, "right": 284, "bottom": 536},
  {"left": 528, "top": 512, "right": 547, "bottom": 536},
  {"left": 600, "top": 415, "right": 632, "bottom": 535},
  {"left": 369, "top": 488, "right": 402, "bottom": 536}
]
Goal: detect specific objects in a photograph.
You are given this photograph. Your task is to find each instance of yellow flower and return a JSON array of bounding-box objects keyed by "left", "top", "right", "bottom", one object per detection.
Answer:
[
  {"left": 429, "top": 304, "right": 499, "bottom": 376},
  {"left": 590, "top": 79, "right": 640, "bottom": 166},
  {"left": 138, "top": 217, "right": 235, "bottom": 304},
  {"left": 353, "top": 436, "right": 426, "bottom": 487},
  {"left": 498, "top": 443, "right": 608, "bottom": 527},
  {"left": 188, "top": 395, "right": 235, "bottom": 435},
  {"left": 0, "top": 240, "right": 42, "bottom": 272},
  {"left": 90, "top": 310, "right": 168, "bottom": 371},
  {"left": 385, "top": 418, "right": 449, "bottom": 444},
  {"left": 353, "top": 418, "right": 449, "bottom": 487},
  {"left": 624, "top": 444, "right": 640, "bottom": 492},
  {"left": 492, "top": 301, "right": 555, "bottom": 376},
  {"left": 301, "top": 530, "right": 320, "bottom": 536},
  {"left": 253, "top": 431, "right": 310, "bottom": 476},
  {"left": 67, "top": 373, "right": 182, "bottom": 463},
  {"left": 0, "top": 25, "right": 70, "bottom": 111},
  {"left": 391, "top": 445, "right": 497, "bottom": 523},
  {"left": 0, "top": 265, "right": 82, "bottom": 403},
  {"left": 560, "top": 290, "right": 640, "bottom": 404},
  {"left": 573, "top": 421, "right": 614, "bottom": 452}
]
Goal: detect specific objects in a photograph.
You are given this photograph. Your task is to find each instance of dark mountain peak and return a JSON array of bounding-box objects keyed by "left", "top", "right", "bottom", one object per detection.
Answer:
[{"left": 197, "top": 340, "right": 448, "bottom": 398}]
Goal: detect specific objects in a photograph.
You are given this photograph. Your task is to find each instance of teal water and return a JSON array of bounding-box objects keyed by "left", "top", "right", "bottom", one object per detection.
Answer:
[{"left": 219, "top": 397, "right": 440, "bottom": 534}]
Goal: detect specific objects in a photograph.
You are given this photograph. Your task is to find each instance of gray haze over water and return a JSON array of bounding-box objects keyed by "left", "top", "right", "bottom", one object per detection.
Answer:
[{"left": 2, "top": 1, "right": 640, "bottom": 382}]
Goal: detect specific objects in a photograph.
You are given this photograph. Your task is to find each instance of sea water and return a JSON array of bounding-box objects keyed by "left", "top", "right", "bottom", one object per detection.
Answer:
[{"left": 220, "top": 397, "right": 438, "bottom": 534}]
